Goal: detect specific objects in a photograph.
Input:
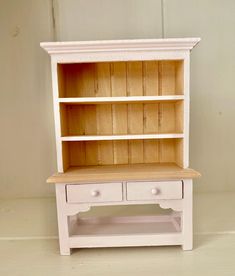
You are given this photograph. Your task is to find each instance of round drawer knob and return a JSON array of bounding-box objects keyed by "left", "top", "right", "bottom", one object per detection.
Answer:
[
  {"left": 91, "top": 190, "right": 100, "bottom": 197},
  {"left": 151, "top": 188, "right": 160, "bottom": 195}
]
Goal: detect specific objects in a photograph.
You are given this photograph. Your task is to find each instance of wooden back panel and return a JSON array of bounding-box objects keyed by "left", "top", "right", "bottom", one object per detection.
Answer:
[
  {"left": 57, "top": 60, "right": 185, "bottom": 171},
  {"left": 57, "top": 61, "right": 183, "bottom": 97}
]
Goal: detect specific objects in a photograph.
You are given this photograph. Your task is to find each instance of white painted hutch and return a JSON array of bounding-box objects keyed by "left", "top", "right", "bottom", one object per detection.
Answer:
[{"left": 41, "top": 38, "right": 200, "bottom": 255}]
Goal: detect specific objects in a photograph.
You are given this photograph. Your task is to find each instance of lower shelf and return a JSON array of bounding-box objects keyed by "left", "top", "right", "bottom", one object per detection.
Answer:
[{"left": 69, "top": 215, "right": 182, "bottom": 248}]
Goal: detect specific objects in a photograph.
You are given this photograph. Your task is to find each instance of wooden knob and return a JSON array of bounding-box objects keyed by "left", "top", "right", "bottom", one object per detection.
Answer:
[
  {"left": 91, "top": 190, "right": 100, "bottom": 197},
  {"left": 151, "top": 188, "right": 160, "bottom": 195}
]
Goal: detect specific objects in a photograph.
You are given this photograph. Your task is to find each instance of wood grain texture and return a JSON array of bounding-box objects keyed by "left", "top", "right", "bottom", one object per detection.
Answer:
[
  {"left": 57, "top": 59, "right": 185, "bottom": 170},
  {"left": 47, "top": 163, "right": 201, "bottom": 183}
]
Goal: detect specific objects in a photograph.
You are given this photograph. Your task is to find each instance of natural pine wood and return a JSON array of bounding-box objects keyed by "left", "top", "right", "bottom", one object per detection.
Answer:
[
  {"left": 57, "top": 60, "right": 183, "bottom": 98},
  {"left": 47, "top": 163, "right": 201, "bottom": 184},
  {"left": 61, "top": 137, "right": 183, "bottom": 167},
  {"left": 60, "top": 103, "right": 183, "bottom": 135}
]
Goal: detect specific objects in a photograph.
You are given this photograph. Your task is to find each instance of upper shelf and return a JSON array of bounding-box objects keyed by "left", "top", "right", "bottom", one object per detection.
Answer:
[{"left": 58, "top": 95, "right": 184, "bottom": 104}]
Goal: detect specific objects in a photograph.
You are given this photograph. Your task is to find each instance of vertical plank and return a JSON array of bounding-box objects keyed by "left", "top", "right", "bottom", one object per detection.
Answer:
[
  {"left": 84, "top": 105, "right": 97, "bottom": 135},
  {"left": 110, "top": 62, "right": 127, "bottom": 96},
  {"left": 65, "top": 63, "right": 96, "bottom": 97},
  {"left": 127, "top": 62, "right": 143, "bottom": 163},
  {"left": 95, "top": 63, "right": 111, "bottom": 97},
  {"left": 85, "top": 141, "right": 98, "bottom": 165},
  {"left": 143, "top": 103, "right": 159, "bottom": 163},
  {"left": 62, "top": 142, "right": 69, "bottom": 171},
  {"left": 97, "top": 104, "right": 113, "bottom": 135},
  {"left": 113, "top": 140, "right": 129, "bottom": 164},
  {"left": 67, "top": 105, "right": 85, "bottom": 135},
  {"left": 160, "top": 61, "right": 176, "bottom": 95},
  {"left": 143, "top": 140, "right": 159, "bottom": 163},
  {"left": 143, "top": 61, "right": 159, "bottom": 164},
  {"left": 111, "top": 62, "right": 128, "bottom": 163},
  {"left": 175, "top": 61, "right": 184, "bottom": 95},
  {"left": 128, "top": 104, "right": 144, "bottom": 134},
  {"left": 127, "top": 61, "right": 143, "bottom": 96},
  {"left": 175, "top": 101, "right": 184, "bottom": 133},
  {"left": 175, "top": 139, "right": 183, "bottom": 168},
  {"left": 159, "top": 103, "right": 176, "bottom": 133},
  {"left": 143, "top": 61, "right": 159, "bottom": 96},
  {"left": 143, "top": 103, "right": 158, "bottom": 134},
  {"left": 159, "top": 139, "right": 175, "bottom": 163},
  {"left": 55, "top": 184, "right": 71, "bottom": 255},
  {"left": 51, "top": 61, "right": 64, "bottom": 172},
  {"left": 95, "top": 63, "right": 113, "bottom": 164},
  {"left": 112, "top": 104, "right": 128, "bottom": 134},
  {"left": 98, "top": 141, "right": 114, "bottom": 165},
  {"left": 182, "top": 179, "right": 193, "bottom": 250},
  {"left": 69, "top": 141, "right": 86, "bottom": 166},
  {"left": 129, "top": 140, "right": 144, "bottom": 164},
  {"left": 57, "top": 64, "right": 65, "bottom": 97},
  {"left": 60, "top": 104, "right": 68, "bottom": 136}
]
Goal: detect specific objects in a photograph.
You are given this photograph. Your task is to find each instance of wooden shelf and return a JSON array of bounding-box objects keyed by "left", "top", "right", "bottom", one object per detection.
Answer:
[
  {"left": 61, "top": 133, "right": 184, "bottom": 142},
  {"left": 68, "top": 215, "right": 182, "bottom": 248},
  {"left": 58, "top": 95, "right": 184, "bottom": 104},
  {"left": 47, "top": 163, "right": 201, "bottom": 183}
]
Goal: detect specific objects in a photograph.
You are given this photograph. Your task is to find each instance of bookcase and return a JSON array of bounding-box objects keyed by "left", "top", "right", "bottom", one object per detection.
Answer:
[{"left": 41, "top": 38, "right": 200, "bottom": 255}]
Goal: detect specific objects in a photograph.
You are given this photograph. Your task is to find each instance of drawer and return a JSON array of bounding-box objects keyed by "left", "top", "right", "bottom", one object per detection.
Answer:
[
  {"left": 66, "top": 183, "right": 123, "bottom": 203},
  {"left": 126, "top": 181, "right": 182, "bottom": 201}
]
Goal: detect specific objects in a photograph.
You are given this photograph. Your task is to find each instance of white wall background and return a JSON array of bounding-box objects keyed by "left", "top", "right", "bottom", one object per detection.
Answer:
[{"left": 0, "top": 0, "right": 235, "bottom": 198}]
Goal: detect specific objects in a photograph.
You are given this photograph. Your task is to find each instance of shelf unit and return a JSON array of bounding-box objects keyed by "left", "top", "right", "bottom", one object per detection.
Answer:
[
  {"left": 55, "top": 59, "right": 186, "bottom": 172},
  {"left": 41, "top": 38, "right": 201, "bottom": 255}
]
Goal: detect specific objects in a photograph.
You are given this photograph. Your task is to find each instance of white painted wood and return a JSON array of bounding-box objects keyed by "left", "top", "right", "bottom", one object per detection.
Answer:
[
  {"left": 61, "top": 133, "right": 184, "bottom": 142},
  {"left": 52, "top": 51, "right": 188, "bottom": 64},
  {"left": 42, "top": 38, "right": 200, "bottom": 254},
  {"left": 183, "top": 53, "right": 190, "bottom": 168},
  {"left": 76, "top": 215, "right": 180, "bottom": 225},
  {"left": 182, "top": 179, "right": 193, "bottom": 250},
  {"left": 40, "top": 38, "right": 201, "bottom": 55},
  {"left": 54, "top": 180, "right": 193, "bottom": 253},
  {"left": 63, "top": 196, "right": 183, "bottom": 212},
  {"left": 58, "top": 95, "right": 185, "bottom": 103},
  {"left": 66, "top": 183, "right": 123, "bottom": 203},
  {"left": 69, "top": 234, "right": 182, "bottom": 248},
  {"left": 69, "top": 214, "right": 183, "bottom": 248},
  {"left": 51, "top": 61, "right": 64, "bottom": 172},
  {"left": 126, "top": 181, "right": 182, "bottom": 201},
  {"left": 55, "top": 184, "right": 71, "bottom": 255},
  {"left": 41, "top": 38, "right": 200, "bottom": 64}
]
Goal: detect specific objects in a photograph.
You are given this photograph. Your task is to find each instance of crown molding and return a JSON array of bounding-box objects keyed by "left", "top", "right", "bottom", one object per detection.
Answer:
[{"left": 40, "top": 38, "right": 201, "bottom": 55}]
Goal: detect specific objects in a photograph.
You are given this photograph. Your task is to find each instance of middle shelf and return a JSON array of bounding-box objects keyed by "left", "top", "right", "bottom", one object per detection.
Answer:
[
  {"left": 58, "top": 95, "right": 184, "bottom": 104},
  {"left": 60, "top": 101, "right": 184, "bottom": 137},
  {"left": 61, "top": 133, "right": 184, "bottom": 141}
]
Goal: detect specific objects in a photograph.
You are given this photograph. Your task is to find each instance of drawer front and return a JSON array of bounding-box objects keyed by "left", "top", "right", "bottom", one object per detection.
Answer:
[
  {"left": 66, "top": 183, "right": 123, "bottom": 203},
  {"left": 126, "top": 181, "right": 182, "bottom": 201}
]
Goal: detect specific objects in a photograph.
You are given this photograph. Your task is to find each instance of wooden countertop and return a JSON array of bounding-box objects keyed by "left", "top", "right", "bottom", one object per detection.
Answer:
[{"left": 47, "top": 163, "right": 201, "bottom": 184}]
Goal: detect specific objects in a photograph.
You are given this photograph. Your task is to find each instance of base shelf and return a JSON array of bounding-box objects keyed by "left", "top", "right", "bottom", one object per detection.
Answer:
[
  {"left": 47, "top": 163, "right": 201, "bottom": 183},
  {"left": 68, "top": 215, "right": 182, "bottom": 248}
]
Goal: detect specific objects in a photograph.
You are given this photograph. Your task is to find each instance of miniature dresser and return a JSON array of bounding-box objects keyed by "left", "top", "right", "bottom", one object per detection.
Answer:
[{"left": 41, "top": 38, "right": 201, "bottom": 255}]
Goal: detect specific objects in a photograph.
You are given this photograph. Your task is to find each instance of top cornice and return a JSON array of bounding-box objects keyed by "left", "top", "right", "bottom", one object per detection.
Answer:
[{"left": 40, "top": 38, "right": 201, "bottom": 55}]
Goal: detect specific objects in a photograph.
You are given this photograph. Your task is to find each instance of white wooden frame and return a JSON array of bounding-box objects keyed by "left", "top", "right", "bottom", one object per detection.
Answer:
[
  {"left": 55, "top": 179, "right": 193, "bottom": 255},
  {"left": 41, "top": 38, "right": 200, "bottom": 173},
  {"left": 41, "top": 38, "right": 200, "bottom": 255}
]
